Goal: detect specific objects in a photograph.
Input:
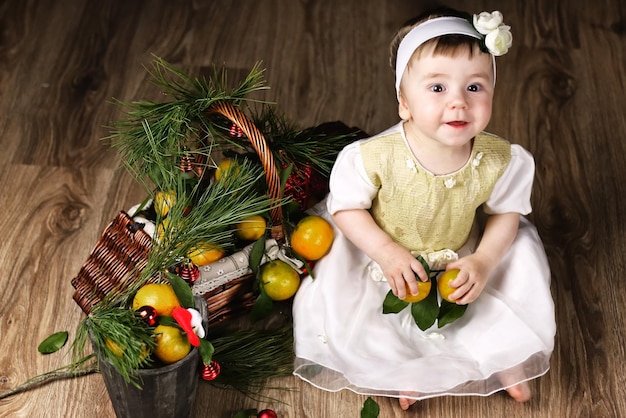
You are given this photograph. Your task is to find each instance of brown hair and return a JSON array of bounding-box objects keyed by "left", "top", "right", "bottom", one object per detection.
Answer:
[{"left": 389, "top": 7, "right": 483, "bottom": 73}]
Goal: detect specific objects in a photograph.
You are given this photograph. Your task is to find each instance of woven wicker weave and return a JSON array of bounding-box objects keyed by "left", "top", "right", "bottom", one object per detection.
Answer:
[
  {"left": 71, "top": 101, "right": 284, "bottom": 325},
  {"left": 71, "top": 211, "right": 153, "bottom": 315}
]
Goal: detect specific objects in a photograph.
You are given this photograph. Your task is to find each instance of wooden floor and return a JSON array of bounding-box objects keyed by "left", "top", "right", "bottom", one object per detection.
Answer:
[{"left": 1, "top": 0, "right": 625, "bottom": 417}]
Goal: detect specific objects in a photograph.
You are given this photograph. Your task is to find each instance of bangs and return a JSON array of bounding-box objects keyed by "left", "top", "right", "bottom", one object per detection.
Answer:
[{"left": 414, "top": 35, "right": 482, "bottom": 59}]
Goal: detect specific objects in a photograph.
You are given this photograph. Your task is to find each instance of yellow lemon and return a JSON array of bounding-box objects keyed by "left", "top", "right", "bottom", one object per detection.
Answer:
[
  {"left": 438, "top": 269, "right": 460, "bottom": 302},
  {"left": 187, "top": 242, "right": 225, "bottom": 266},
  {"left": 401, "top": 279, "right": 432, "bottom": 303},
  {"left": 214, "top": 158, "right": 240, "bottom": 182},
  {"left": 132, "top": 283, "right": 181, "bottom": 317},
  {"left": 153, "top": 325, "right": 191, "bottom": 364},
  {"left": 154, "top": 190, "right": 176, "bottom": 217},
  {"left": 260, "top": 260, "right": 301, "bottom": 301},
  {"left": 235, "top": 215, "right": 267, "bottom": 241}
]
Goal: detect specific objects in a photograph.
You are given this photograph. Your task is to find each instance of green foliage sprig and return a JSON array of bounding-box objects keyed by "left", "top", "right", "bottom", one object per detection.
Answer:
[{"left": 382, "top": 256, "right": 468, "bottom": 330}]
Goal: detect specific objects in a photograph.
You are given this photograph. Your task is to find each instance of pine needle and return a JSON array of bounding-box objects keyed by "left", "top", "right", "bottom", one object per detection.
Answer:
[{"left": 209, "top": 325, "right": 294, "bottom": 395}]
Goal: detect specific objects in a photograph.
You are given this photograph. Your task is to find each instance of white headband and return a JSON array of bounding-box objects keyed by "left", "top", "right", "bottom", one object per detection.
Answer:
[{"left": 395, "top": 16, "right": 498, "bottom": 100}]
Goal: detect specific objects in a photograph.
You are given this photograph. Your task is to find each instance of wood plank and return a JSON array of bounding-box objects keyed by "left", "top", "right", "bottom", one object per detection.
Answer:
[{"left": 1, "top": 0, "right": 625, "bottom": 416}]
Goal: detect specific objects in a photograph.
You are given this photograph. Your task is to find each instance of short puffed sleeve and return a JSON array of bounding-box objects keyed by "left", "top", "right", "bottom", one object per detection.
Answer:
[
  {"left": 326, "top": 141, "right": 378, "bottom": 215},
  {"left": 483, "top": 144, "right": 535, "bottom": 215}
]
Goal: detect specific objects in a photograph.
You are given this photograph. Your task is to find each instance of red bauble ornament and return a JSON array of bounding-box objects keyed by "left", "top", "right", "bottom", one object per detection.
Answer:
[
  {"left": 228, "top": 123, "right": 245, "bottom": 138},
  {"left": 135, "top": 305, "right": 158, "bottom": 327},
  {"left": 283, "top": 163, "right": 329, "bottom": 211},
  {"left": 257, "top": 409, "right": 277, "bottom": 418},
  {"left": 178, "top": 262, "right": 200, "bottom": 284},
  {"left": 201, "top": 360, "right": 221, "bottom": 381},
  {"left": 179, "top": 150, "right": 195, "bottom": 173}
]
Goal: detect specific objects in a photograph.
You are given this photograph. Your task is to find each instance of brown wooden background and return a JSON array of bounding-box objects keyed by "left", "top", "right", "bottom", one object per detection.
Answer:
[{"left": 1, "top": 0, "right": 625, "bottom": 417}]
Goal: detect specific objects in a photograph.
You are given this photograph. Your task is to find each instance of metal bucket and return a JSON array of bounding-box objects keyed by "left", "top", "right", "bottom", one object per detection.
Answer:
[{"left": 97, "top": 346, "right": 200, "bottom": 418}]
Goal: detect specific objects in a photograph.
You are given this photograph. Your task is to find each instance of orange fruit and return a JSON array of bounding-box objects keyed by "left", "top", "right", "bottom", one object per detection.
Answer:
[
  {"left": 153, "top": 325, "right": 191, "bottom": 364},
  {"left": 187, "top": 242, "right": 225, "bottom": 266},
  {"left": 260, "top": 260, "right": 301, "bottom": 301},
  {"left": 401, "top": 279, "right": 432, "bottom": 303},
  {"left": 290, "top": 215, "right": 334, "bottom": 260},
  {"left": 214, "top": 158, "right": 240, "bottom": 182},
  {"left": 438, "top": 269, "right": 460, "bottom": 302},
  {"left": 132, "top": 283, "right": 181, "bottom": 317},
  {"left": 235, "top": 215, "right": 267, "bottom": 241},
  {"left": 154, "top": 190, "right": 176, "bottom": 217}
]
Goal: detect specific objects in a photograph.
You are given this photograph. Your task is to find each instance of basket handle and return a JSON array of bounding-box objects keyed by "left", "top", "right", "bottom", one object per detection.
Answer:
[{"left": 206, "top": 101, "right": 284, "bottom": 241}]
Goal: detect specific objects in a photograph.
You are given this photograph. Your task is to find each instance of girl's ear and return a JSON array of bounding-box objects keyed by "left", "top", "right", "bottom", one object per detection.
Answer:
[{"left": 398, "top": 92, "right": 411, "bottom": 120}]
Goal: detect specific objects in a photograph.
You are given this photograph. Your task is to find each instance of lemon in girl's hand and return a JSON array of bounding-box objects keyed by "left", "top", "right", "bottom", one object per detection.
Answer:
[
  {"left": 132, "top": 283, "right": 181, "bottom": 317},
  {"left": 235, "top": 215, "right": 267, "bottom": 241},
  {"left": 438, "top": 269, "right": 460, "bottom": 302},
  {"left": 260, "top": 260, "right": 301, "bottom": 301},
  {"left": 153, "top": 325, "right": 191, "bottom": 364},
  {"left": 290, "top": 215, "right": 334, "bottom": 261},
  {"left": 401, "top": 279, "right": 432, "bottom": 303},
  {"left": 154, "top": 190, "right": 176, "bottom": 217},
  {"left": 187, "top": 242, "right": 225, "bottom": 266}
]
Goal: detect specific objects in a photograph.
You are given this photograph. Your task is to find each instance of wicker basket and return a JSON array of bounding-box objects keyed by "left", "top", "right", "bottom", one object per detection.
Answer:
[{"left": 71, "top": 101, "right": 286, "bottom": 325}]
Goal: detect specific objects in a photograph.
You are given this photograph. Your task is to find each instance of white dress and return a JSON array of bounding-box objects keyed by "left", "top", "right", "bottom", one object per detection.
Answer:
[{"left": 292, "top": 123, "right": 555, "bottom": 400}]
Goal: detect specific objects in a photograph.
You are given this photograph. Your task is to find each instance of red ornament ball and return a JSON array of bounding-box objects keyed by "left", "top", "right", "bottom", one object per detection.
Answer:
[
  {"left": 201, "top": 360, "right": 221, "bottom": 381},
  {"left": 257, "top": 409, "right": 277, "bottom": 418},
  {"left": 135, "top": 305, "right": 158, "bottom": 327},
  {"left": 178, "top": 262, "right": 200, "bottom": 284}
]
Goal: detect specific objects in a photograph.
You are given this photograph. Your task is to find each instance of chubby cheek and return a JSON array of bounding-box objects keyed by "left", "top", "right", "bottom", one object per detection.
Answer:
[{"left": 475, "top": 99, "right": 493, "bottom": 127}]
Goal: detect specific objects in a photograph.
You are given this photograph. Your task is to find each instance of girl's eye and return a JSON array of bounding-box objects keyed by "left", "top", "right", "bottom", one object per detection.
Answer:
[
  {"left": 467, "top": 84, "right": 481, "bottom": 92},
  {"left": 430, "top": 84, "right": 445, "bottom": 93}
]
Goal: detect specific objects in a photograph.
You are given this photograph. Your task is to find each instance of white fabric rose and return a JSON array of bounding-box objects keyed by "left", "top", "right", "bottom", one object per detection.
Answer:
[
  {"left": 485, "top": 25, "right": 513, "bottom": 56},
  {"left": 473, "top": 11, "right": 513, "bottom": 56},
  {"left": 473, "top": 11, "right": 504, "bottom": 35}
]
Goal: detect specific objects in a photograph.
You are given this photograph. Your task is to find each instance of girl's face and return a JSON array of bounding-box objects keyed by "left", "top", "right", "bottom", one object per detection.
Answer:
[{"left": 398, "top": 44, "right": 494, "bottom": 150}]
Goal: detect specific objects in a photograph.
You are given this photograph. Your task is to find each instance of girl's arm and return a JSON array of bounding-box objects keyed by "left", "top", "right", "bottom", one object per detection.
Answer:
[
  {"left": 445, "top": 212, "right": 520, "bottom": 304},
  {"left": 332, "top": 208, "right": 428, "bottom": 299}
]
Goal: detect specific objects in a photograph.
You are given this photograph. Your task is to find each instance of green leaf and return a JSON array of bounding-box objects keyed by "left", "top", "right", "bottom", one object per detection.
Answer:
[
  {"left": 250, "top": 289, "right": 273, "bottom": 320},
  {"left": 199, "top": 338, "right": 215, "bottom": 365},
  {"left": 166, "top": 271, "right": 194, "bottom": 308},
  {"left": 382, "top": 290, "right": 409, "bottom": 314},
  {"left": 38, "top": 331, "right": 69, "bottom": 354},
  {"left": 410, "top": 285, "right": 439, "bottom": 331},
  {"left": 158, "top": 316, "right": 178, "bottom": 327},
  {"left": 279, "top": 163, "right": 294, "bottom": 190},
  {"left": 249, "top": 235, "right": 266, "bottom": 276},
  {"left": 361, "top": 397, "right": 380, "bottom": 418},
  {"left": 438, "top": 300, "right": 468, "bottom": 328}
]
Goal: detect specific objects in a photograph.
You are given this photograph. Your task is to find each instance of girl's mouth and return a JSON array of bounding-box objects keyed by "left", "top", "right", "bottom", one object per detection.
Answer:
[{"left": 447, "top": 121, "right": 468, "bottom": 127}]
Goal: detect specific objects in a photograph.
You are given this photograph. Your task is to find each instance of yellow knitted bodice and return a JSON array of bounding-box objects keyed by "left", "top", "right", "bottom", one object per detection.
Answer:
[{"left": 360, "top": 131, "right": 511, "bottom": 252}]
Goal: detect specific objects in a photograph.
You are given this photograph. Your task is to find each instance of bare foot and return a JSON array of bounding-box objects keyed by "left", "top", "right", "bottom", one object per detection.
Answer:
[
  {"left": 505, "top": 381, "right": 531, "bottom": 402},
  {"left": 398, "top": 392, "right": 419, "bottom": 411},
  {"left": 399, "top": 397, "right": 417, "bottom": 410}
]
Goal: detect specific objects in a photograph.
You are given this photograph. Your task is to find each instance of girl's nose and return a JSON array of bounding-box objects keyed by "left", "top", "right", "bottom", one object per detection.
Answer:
[{"left": 448, "top": 90, "right": 468, "bottom": 109}]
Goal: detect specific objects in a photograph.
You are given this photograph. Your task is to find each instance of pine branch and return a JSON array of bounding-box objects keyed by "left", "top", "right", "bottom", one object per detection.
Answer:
[{"left": 0, "top": 355, "right": 98, "bottom": 400}]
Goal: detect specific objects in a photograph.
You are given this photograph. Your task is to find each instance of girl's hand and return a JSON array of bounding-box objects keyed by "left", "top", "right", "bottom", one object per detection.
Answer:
[
  {"left": 376, "top": 241, "right": 428, "bottom": 300},
  {"left": 444, "top": 251, "right": 495, "bottom": 304}
]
